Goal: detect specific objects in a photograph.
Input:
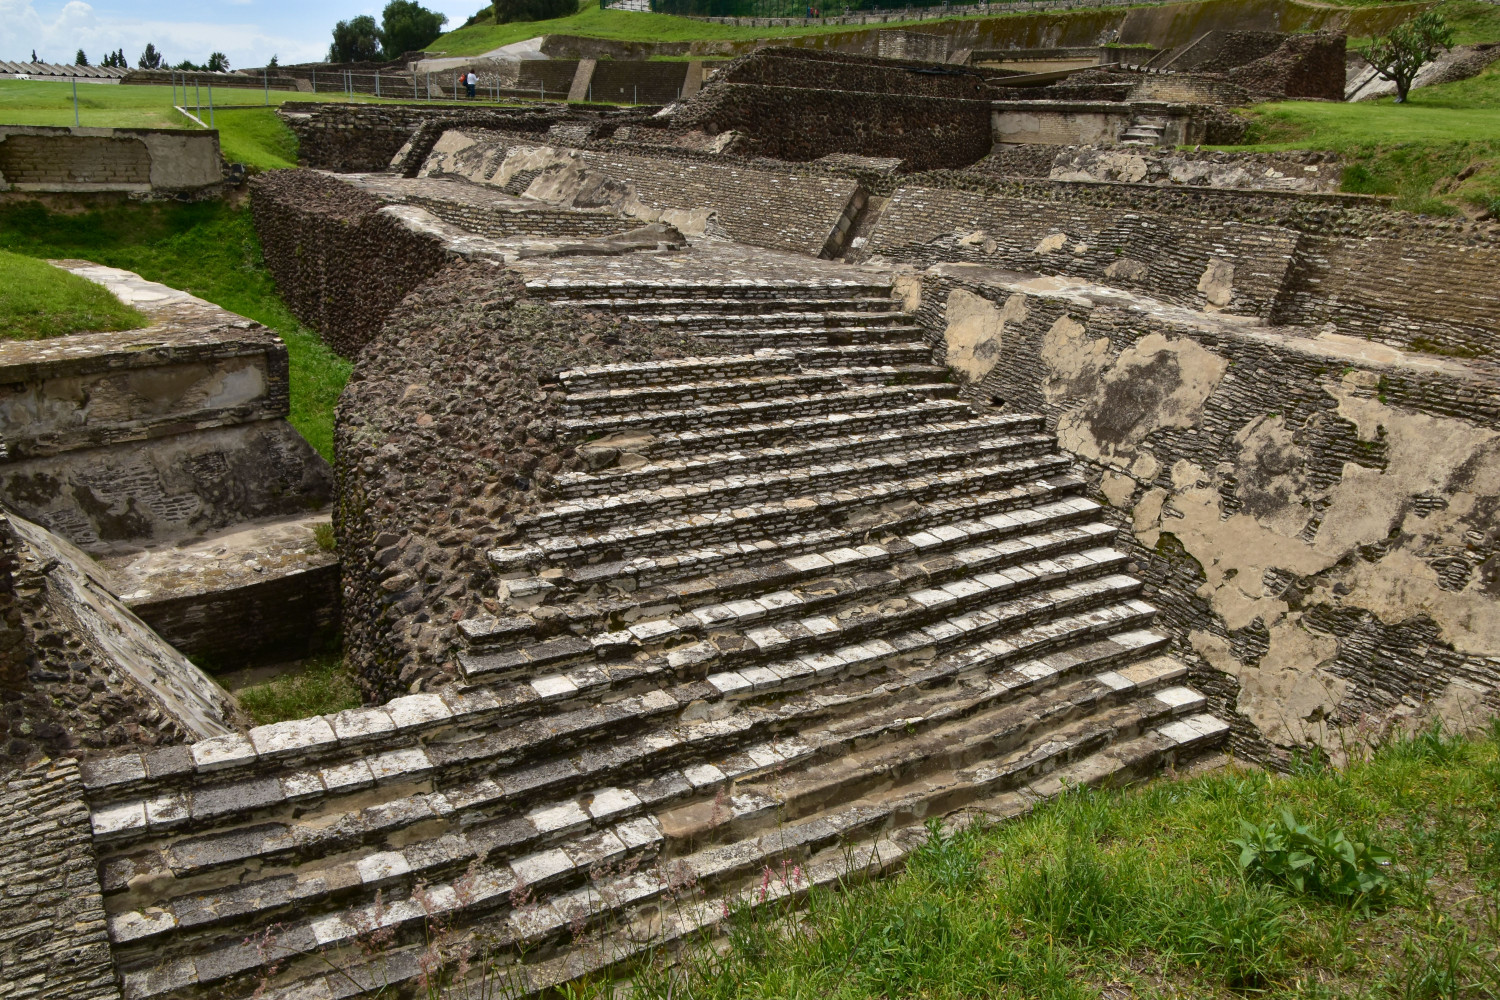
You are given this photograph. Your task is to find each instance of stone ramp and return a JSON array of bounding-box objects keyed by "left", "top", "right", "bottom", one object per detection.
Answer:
[{"left": 79, "top": 270, "right": 1227, "bottom": 998}]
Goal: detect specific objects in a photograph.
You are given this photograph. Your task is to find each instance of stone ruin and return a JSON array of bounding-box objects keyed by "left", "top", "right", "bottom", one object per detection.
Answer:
[{"left": 2, "top": 35, "right": 1498, "bottom": 1000}]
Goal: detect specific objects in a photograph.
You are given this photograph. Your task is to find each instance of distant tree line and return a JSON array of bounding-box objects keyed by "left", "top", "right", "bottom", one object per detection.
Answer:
[{"left": 329, "top": 1, "right": 448, "bottom": 62}]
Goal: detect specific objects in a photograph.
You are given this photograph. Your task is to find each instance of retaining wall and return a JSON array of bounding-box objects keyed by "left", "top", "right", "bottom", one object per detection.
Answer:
[
  {"left": 915, "top": 264, "right": 1500, "bottom": 761},
  {"left": 0, "top": 125, "right": 221, "bottom": 196}
]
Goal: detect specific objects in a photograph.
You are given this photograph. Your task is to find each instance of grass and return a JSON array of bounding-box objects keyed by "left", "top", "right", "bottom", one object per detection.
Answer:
[
  {"left": 1217, "top": 2, "right": 1500, "bottom": 215},
  {"left": 0, "top": 80, "right": 516, "bottom": 170},
  {"left": 0, "top": 200, "right": 351, "bottom": 459},
  {"left": 0, "top": 249, "right": 146, "bottom": 340},
  {"left": 233, "top": 652, "right": 362, "bottom": 726},
  {"left": 619, "top": 722, "right": 1500, "bottom": 1000}
]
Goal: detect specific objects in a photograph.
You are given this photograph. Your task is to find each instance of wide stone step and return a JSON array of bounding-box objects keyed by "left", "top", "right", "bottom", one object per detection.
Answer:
[
  {"left": 616, "top": 395, "right": 982, "bottom": 462},
  {"left": 691, "top": 323, "right": 929, "bottom": 347},
  {"left": 469, "top": 494, "right": 1105, "bottom": 649},
  {"left": 498, "top": 452, "right": 1077, "bottom": 570},
  {"left": 520, "top": 430, "right": 1057, "bottom": 535},
  {"left": 558, "top": 352, "right": 799, "bottom": 392},
  {"left": 560, "top": 371, "right": 850, "bottom": 417},
  {"left": 554, "top": 412, "right": 1045, "bottom": 498},
  {"left": 634, "top": 309, "right": 915, "bottom": 331},
  {"left": 793, "top": 343, "right": 935, "bottom": 368},
  {"left": 558, "top": 296, "right": 903, "bottom": 317},
  {"left": 525, "top": 280, "right": 896, "bottom": 303},
  {"left": 128, "top": 701, "right": 1227, "bottom": 1000},
  {"left": 558, "top": 383, "right": 959, "bottom": 438}
]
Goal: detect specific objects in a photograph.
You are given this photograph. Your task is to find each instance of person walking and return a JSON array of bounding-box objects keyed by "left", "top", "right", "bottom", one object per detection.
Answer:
[{"left": 465, "top": 68, "right": 477, "bottom": 99}]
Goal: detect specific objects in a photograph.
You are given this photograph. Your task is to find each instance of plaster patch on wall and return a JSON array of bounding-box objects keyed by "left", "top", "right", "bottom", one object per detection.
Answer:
[
  {"left": 1194, "top": 623, "right": 1348, "bottom": 750},
  {"left": 943, "top": 289, "right": 1026, "bottom": 382},
  {"left": 1197, "top": 257, "right": 1235, "bottom": 308},
  {"left": 1039, "top": 314, "right": 1111, "bottom": 403},
  {"left": 1056, "top": 332, "right": 1227, "bottom": 469},
  {"left": 1104, "top": 257, "right": 1150, "bottom": 283},
  {"left": 892, "top": 271, "right": 923, "bottom": 313},
  {"left": 1033, "top": 232, "right": 1068, "bottom": 255}
]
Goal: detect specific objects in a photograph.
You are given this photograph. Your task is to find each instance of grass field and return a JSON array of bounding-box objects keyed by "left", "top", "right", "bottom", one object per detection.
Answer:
[
  {"left": 0, "top": 249, "right": 146, "bottom": 340},
  {"left": 232, "top": 651, "right": 362, "bottom": 725},
  {"left": 612, "top": 723, "right": 1500, "bottom": 1000},
  {"left": 0, "top": 201, "right": 351, "bottom": 459},
  {"left": 0, "top": 80, "right": 516, "bottom": 170}
]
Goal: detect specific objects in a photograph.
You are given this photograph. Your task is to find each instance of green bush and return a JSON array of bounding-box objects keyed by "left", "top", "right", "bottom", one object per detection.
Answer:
[{"left": 1233, "top": 809, "right": 1392, "bottom": 903}]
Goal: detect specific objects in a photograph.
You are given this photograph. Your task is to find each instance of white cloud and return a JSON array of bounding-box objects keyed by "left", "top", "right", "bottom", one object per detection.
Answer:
[{"left": 1, "top": 0, "right": 325, "bottom": 69}]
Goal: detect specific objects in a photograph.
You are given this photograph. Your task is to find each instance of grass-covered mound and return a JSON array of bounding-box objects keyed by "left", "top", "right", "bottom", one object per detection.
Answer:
[
  {"left": 0, "top": 249, "right": 146, "bottom": 340},
  {"left": 0, "top": 201, "right": 350, "bottom": 459},
  {"left": 627, "top": 722, "right": 1500, "bottom": 1000}
]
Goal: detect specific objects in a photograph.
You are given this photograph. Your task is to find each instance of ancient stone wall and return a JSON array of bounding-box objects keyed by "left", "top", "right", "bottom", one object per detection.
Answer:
[
  {"left": 0, "top": 757, "right": 118, "bottom": 1000},
  {"left": 676, "top": 82, "right": 991, "bottom": 171},
  {"left": 865, "top": 174, "right": 1500, "bottom": 361},
  {"left": 916, "top": 266, "right": 1500, "bottom": 763},
  {"left": 413, "top": 132, "right": 863, "bottom": 257},
  {"left": 1225, "top": 31, "right": 1346, "bottom": 101},
  {"left": 0, "top": 263, "right": 331, "bottom": 552},
  {"left": 334, "top": 262, "right": 710, "bottom": 698},
  {"left": 0, "top": 125, "right": 222, "bottom": 196},
  {"left": 250, "top": 170, "right": 452, "bottom": 355},
  {"left": 587, "top": 59, "right": 693, "bottom": 105},
  {"left": 715, "top": 46, "right": 990, "bottom": 99},
  {"left": 0, "top": 511, "right": 240, "bottom": 764},
  {"left": 277, "top": 103, "right": 572, "bottom": 173}
]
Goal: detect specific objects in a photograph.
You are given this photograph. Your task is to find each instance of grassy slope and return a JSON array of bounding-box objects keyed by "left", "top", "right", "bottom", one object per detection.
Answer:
[
  {"left": 0, "top": 249, "right": 147, "bottom": 340},
  {"left": 1227, "top": 0, "right": 1500, "bottom": 214},
  {"left": 0, "top": 81, "right": 500, "bottom": 170},
  {"left": 625, "top": 725, "right": 1500, "bottom": 1000},
  {"left": 0, "top": 201, "right": 351, "bottom": 460},
  {"left": 428, "top": 4, "right": 1111, "bottom": 56}
]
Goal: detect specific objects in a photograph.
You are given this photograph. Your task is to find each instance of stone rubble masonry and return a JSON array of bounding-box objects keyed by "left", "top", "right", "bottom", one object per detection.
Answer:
[
  {"left": 0, "top": 124, "right": 222, "bottom": 197},
  {"left": 409, "top": 130, "right": 863, "bottom": 258},
  {"left": 0, "top": 262, "right": 332, "bottom": 552},
  {"left": 673, "top": 47, "right": 992, "bottom": 171},
  {"left": 0, "top": 511, "right": 241, "bottom": 767},
  {"left": 250, "top": 170, "right": 453, "bottom": 357},
  {"left": 334, "top": 261, "right": 711, "bottom": 699},
  {"left": 864, "top": 175, "right": 1500, "bottom": 363},
  {"left": 0, "top": 756, "right": 120, "bottom": 1000},
  {"left": 915, "top": 264, "right": 1500, "bottom": 764}
]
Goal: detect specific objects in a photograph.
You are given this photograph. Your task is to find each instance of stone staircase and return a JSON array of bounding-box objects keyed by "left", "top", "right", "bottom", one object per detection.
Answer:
[
  {"left": 79, "top": 275, "right": 1227, "bottom": 1000},
  {"left": 1120, "top": 113, "right": 1168, "bottom": 146}
]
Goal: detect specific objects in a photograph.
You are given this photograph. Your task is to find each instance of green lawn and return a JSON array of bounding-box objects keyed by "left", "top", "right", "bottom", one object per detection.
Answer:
[
  {"left": 621, "top": 723, "right": 1500, "bottom": 1000},
  {"left": 1219, "top": 1, "right": 1500, "bottom": 215},
  {"left": 0, "top": 80, "right": 512, "bottom": 170},
  {"left": 0, "top": 201, "right": 351, "bottom": 460},
  {"left": 232, "top": 652, "right": 362, "bottom": 725},
  {"left": 0, "top": 249, "right": 147, "bottom": 340}
]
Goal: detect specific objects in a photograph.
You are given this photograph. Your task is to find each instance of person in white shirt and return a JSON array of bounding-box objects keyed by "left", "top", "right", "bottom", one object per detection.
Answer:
[{"left": 465, "top": 69, "right": 477, "bottom": 99}]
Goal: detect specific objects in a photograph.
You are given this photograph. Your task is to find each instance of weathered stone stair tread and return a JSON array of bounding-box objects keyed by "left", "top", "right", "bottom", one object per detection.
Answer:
[
  {"left": 690, "top": 323, "right": 927, "bottom": 345},
  {"left": 102, "top": 631, "right": 1181, "bottom": 958},
  {"left": 106, "top": 646, "right": 1204, "bottom": 984},
  {"left": 559, "top": 297, "right": 901, "bottom": 315},
  {"left": 605, "top": 396, "right": 980, "bottom": 460},
  {"left": 521, "top": 430, "right": 1055, "bottom": 533},
  {"left": 496, "top": 453, "right": 1076, "bottom": 569},
  {"left": 554, "top": 413, "right": 1046, "bottom": 496},
  {"left": 559, "top": 382, "right": 958, "bottom": 436},
  {"left": 527, "top": 279, "right": 895, "bottom": 300},
  {"left": 127, "top": 706, "right": 1227, "bottom": 1000}
]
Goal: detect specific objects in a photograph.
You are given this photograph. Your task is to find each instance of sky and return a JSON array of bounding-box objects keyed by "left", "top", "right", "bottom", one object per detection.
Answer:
[{"left": 1, "top": 0, "right": 485, "bottom": 70}]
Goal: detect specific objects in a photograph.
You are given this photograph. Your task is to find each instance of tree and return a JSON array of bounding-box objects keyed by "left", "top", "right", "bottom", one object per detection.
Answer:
[
  {"left": 1363, "top": 11, "right": 1454, "bottom": 104},
  {"left": 30, "top": 50, "right": 37, "bottom": 62},
  {"left": 75, "top": 49, "right": 89, "bottom": 66},
  {"left": 268, "top": 54, "right": 279, "bottom": 69},
  {"left": 207, "top": 52, "right": 230, "bottom": 72},
  {"left": 493, "top": 0, "right": 575, "bottom": 24},
  {"left": 138, "top": 43, "right": 163, "bottom": 69},
  {"left": 101, "top": 49, "right": 127, "bottom": 68},
  {"left": 328, "top": 15, "right": 383, "bottom": 62},
  {"left": 380, "top": 1, "right": 448, "bottom": 58}
]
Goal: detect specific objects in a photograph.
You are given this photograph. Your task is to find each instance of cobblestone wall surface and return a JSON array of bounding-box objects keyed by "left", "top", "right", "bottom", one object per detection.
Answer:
[
  {"left": 250, "top": 170, "right": 451, "bottom": 356},
  {"left": 335, "top": 262, "right": 712, "bottom": 698},
  {"left": 715, "top": 46, "right": 990, "bottom": 99},
  {"left": 0, "top": 757, "right": 118, "bottom": 1000},
  {"left": 916, "top": 267, "right": 1500, "bottom": 765},
  {"left": 0, "top": 125, "right": 222, "bottom": 196},
  {"left": 865, "top": 175, "right": 1500, "bottom": 362},
  {"left": 278, "top": 103, "right": 574, "bottom": 173}
]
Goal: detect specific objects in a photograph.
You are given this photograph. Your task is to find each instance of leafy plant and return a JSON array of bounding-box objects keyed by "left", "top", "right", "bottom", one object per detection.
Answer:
[
  {"left": 1233, "top": 809, "right": 1392, "bottom": 903},
  {"left": 1363, "top": 12, "right": 1455, "bottom": 104}
]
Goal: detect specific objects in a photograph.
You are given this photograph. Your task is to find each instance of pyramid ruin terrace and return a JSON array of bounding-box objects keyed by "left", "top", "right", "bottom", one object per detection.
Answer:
[{"left": 2, "top": 26, "right": 1498, "bottom": 1000}]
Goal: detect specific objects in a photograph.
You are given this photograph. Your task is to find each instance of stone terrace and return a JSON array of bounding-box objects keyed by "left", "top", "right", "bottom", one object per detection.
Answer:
[{"left": 80, "top": 187, "right": 1228, "bottom": 998}]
